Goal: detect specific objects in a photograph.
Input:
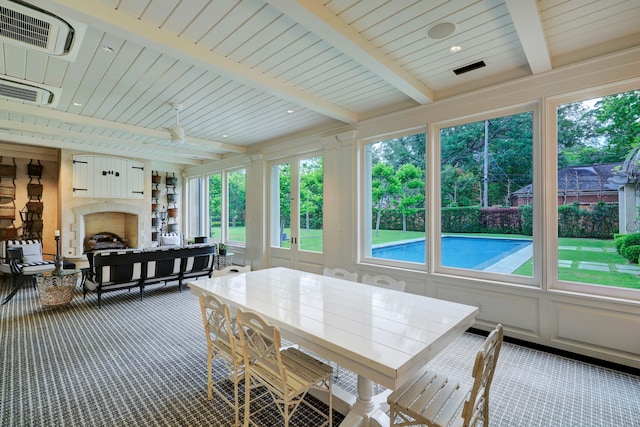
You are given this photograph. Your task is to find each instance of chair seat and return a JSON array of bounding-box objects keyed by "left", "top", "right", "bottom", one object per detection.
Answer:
[
  {"left": 388, "top": 370, "right": 468, "bottom": 427},
  {"left": 19, "top": 261, "right": 55, "bottom": 275}
]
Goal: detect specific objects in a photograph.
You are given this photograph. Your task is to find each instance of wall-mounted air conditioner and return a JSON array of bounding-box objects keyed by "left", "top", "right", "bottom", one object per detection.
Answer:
[{"left": 0, "top": 0, "right": 86, "bottom": 61}]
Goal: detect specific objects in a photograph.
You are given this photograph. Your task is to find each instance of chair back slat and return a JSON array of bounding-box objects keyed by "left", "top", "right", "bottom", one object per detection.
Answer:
[{"left": 461, "top": 324, "right": 503, "bottom": 425}]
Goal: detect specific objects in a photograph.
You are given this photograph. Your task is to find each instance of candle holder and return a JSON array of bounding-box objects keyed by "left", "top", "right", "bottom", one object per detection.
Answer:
[{"left": 54, "top": 235, "right": 63, "bottom": 274}]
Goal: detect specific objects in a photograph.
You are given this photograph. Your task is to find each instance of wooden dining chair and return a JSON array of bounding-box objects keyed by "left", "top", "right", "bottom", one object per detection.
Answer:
[
  {"left": 361, "top": 273, "right": 406, "bottom": 292},
  {"left": 323, "top": 267, "right": 358, "bottom": 282},
  {"left": 199, "top": 294, "right": 244, "bottom": 426},
  {"left": 388, "top": 324, "right": 504, "bottom": 427},
  {"left": 236, "top": 307, "right": 333, "bottom": 427}
]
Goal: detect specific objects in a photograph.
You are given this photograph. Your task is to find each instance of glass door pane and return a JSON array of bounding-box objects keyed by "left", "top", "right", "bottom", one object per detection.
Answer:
[
  {"left": 298, "top": 156, "right": 323, "bottom": 253},
  {"left": 270, "top": 162, "right": 291, "bottom": 249}
]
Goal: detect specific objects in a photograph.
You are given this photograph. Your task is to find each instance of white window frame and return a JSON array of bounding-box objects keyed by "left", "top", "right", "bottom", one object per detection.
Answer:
[{"left": 546, "top": 80, "right": 640, "bottom": 301}]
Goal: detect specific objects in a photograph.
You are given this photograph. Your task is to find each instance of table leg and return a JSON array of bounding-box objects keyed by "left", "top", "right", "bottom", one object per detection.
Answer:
[{"left": 339, "top": 375, "right": 391, "bottom": 427}]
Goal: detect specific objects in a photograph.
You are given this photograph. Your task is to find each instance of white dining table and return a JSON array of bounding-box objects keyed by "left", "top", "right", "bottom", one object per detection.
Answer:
[{"left": 188, "top": 267, "right": 478, "bottom": 427}]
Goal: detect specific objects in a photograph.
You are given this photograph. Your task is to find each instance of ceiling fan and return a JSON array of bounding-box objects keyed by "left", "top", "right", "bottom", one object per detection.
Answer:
[{"left": 167, "top": 102, "right": 185, "bottom": 144}]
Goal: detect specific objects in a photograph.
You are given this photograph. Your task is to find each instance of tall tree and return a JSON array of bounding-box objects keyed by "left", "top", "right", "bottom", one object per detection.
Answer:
[
  {"left": 396, "top": 164, "right": 425, "bottom": 232},
  {"left": 593, "top": 90, "right": 640, "bottom": 162},
  {"left": 371, "top": 162, "right": 400, "bottom": 236}
]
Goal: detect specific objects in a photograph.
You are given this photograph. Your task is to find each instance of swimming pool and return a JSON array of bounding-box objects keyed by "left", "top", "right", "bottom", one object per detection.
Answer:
[{"left": 372, "top": 236, "right": 532, "bottom": 269}]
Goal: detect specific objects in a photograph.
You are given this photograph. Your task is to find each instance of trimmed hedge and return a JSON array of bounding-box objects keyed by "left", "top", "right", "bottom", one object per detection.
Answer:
[{"left": 372, "top": 202, "right": 618, "bottom": 238}]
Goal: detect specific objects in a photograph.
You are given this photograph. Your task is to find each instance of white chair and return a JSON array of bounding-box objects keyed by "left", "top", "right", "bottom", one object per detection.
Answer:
[
  {"left": 199, "top": 294, "right": 244, "bottom": 426},
  {"left": 236, "top": 308, "right": 333, "bottom": 427},
  {"left": 212, "top": 265, "right": 251, "bottom": 277},
  {"left": 323, "top": 267, "right": 358, "bottom": 282},
  {"left": 388, "top": 324, "right": 504, "bottom": 427},
  {"left": 361, "top": 273, "right": 406, "bottom": 292}
]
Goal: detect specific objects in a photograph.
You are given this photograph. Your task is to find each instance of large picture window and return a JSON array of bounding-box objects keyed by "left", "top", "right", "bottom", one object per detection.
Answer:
[
  {"left": 438, "top": 111, "right": 534, "bottom": 278},
  {"left": 554, "top": 89, "right": 640, "bottom": 294},
  {"left": 362, "top": 132, "right": 426, "bottom": 267}
]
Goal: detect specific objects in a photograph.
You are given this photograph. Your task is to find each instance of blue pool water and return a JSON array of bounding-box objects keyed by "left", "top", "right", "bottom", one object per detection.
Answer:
[{"left": 372, "top": 236, "right": 532, "bottom": 269}]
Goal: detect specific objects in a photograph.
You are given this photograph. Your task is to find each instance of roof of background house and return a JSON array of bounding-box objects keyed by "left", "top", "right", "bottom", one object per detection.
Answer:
[{"left": 513, "top": 163, "right": 622, "bottom": 195}]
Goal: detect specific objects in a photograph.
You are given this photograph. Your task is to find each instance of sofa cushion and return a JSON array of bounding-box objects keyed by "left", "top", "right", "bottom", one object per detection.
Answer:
[{"left": 18, "top": 242, "right": 43, "bottom": 263}]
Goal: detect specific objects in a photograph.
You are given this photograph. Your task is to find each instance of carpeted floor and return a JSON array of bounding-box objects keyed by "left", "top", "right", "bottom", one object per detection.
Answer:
[{"left": 1, "top": 280, "right": 639, "bottom": 426}]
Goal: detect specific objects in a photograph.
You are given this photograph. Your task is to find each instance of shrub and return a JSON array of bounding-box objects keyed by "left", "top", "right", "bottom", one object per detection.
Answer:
[
  {"left": 620, "top": 233, "right": 640, "bottom": 254},
  {"left": 614, "top": 235, "right": 627, "bottom": 254},
  {"left": 622, "top": 245, "right": 640, "bottom": 264}
]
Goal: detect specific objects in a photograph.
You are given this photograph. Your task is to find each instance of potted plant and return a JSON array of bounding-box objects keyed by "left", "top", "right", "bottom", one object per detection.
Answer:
[{"left": 218, "top": 243, "right": 227, "bottom": 255}]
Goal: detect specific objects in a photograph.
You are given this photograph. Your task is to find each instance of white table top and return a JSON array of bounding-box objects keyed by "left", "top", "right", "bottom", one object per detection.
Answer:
[{"left": 189, "top": 267, "right": 478, "bottom": 389}]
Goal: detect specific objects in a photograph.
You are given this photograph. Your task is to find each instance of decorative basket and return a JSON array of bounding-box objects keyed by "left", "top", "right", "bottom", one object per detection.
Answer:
[
  {"left": 167, "top": 207, "right": 178, "bottom": 218},
  {"left": 167, "top": 223, "right": 179, "bottom": 232},
  {"left": 152, "top": 174, "right": 161, "bottom": 184},
  {"left": 0, "top": 226, "right": 18, "bottom": 240},
  {"left": 0, "top": 156, "right": 16, "bottom": 178},
  {"left": 166, "top": 175, "right": 178, "bottom": 186},
  {"left": 27, "top": 161, "right": 43, "bottom": 177},
  {"left": 167, "top": 193, "right": 179, "bottom": 203},
  {"left": 0, "top": 186, "right": 16, "bottom": 198},
  {"left": 0, "top": 205, "right": 15, "bottom": 219},
  {"left": 36, "top": 271, "right": 81, "bottom": 308},
  {"left": 27, "top": 183, "right": 43, "bottom": 197},
  {"left": 26, "top": 201, "right": 44, "bottom": 213}
]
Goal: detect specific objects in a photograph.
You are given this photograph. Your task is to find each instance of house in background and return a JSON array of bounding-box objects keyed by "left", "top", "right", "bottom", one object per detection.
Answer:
[{"left": 511, "top": 163, "right": 622, "bottom": 208}]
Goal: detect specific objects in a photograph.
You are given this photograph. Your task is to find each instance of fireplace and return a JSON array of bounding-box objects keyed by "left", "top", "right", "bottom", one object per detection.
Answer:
[{"left": 72, "top": 202, "right": 144, "bottom": 256}]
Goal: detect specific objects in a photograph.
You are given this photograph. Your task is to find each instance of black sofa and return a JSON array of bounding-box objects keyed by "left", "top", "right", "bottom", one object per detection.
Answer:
[{"left": 84, "top": 243, "right": 217, "bottom": 307}]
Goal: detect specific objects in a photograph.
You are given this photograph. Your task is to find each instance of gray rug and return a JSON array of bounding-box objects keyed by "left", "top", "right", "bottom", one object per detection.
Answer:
[{"left": 1, "top": 281, "right": 639, "bottom": 426}]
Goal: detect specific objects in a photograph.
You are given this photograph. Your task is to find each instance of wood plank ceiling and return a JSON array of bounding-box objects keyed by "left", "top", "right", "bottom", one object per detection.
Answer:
[{"left": 0, "top": 0, "right": 639, "bottom": 165}]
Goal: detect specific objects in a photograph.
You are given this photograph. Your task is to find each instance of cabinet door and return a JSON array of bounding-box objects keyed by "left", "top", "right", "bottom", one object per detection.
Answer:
[
  {"left": 73, "top": 155, "right": 144, "bottom": 199},
  {"left": 127, "top": 160, "right": 144, "bottom": 198},
  {"left": 72, "top": 155, "right": 91, "bottom": 197}
]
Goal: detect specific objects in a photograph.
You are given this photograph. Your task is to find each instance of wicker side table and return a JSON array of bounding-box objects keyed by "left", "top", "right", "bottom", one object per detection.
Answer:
[
  {"left": 36, "top": 270, "right": 81, "bottom": 308},
  {"left": 214, "top": 253, "right": 234, "bottom": 270}
]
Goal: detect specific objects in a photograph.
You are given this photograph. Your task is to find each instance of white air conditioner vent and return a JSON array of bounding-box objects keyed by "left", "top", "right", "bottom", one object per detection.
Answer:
[
  {"left": 0, "top": 76, "right": 60, "bottom": 106},
  {"left": 0, "top": 0, "right": 86, "bottom": 60}
]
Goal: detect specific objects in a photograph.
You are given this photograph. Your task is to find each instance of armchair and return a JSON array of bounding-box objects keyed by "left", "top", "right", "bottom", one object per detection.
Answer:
[{"left": 1, "top": 239, "right": 55, "bottom": 304}]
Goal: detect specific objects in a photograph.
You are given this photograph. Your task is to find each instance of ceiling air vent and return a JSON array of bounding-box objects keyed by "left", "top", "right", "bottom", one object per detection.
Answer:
[
  {"left": 0, "top": 0, "right": 86, "bottom": 60},
  {"left": 0, "top": 76, "right": 60, "bottom": 106},
  {"left": 453, "top": 60, "right": 487, "bottom": 75}
]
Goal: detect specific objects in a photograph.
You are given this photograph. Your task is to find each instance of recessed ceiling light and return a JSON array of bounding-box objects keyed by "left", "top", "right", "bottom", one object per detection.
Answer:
[
  {"left": 222, "top": 134, "right": 228, "bottom": 138},
  {"left": 72, "top": 102, "right": 82, "bottom": 107},
  {"left": 287, "top": 109, "right": 294, "bottom": 114},
  {"left": 450, "top": 46, "right": 462, "bottom": 53},
  {"left": 101, "top": 45, "right": 114, "bottom": 53},
  {"left": 427, "top": 22, "right": 456, "bottom": 40}
]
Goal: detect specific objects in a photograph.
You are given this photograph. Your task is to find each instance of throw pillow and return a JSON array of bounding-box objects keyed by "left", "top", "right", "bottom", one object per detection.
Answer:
[
  {"left": 17, "top": 242, "right": 43, "bottom": 264},
  {"left": 160, "top": 234, "right": 181, "bottom": 246}
]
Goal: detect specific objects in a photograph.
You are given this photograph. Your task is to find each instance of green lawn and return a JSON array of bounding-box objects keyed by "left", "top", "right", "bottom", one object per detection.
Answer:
[{"left": 231, "top": 227, "right": 640, "bottom": 289}]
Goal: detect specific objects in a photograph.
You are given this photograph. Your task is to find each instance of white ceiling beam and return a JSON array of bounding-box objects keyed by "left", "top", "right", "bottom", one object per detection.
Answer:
[
  {"left": 504, "top": 0, "right": 552, "bottom": 74},
  {"left": 43, "top": 0, "right": 359, "bottom": 124},
  {"left": 0, "top": 100, "right": 245, "bottom": 154},
  {"left": 0, "top": 120, "right": 221, "bottom": 162},
  {"left": 267, "top": 0, "right": 434, "bottom": 104},
  {"left": 1, "top": 133, "right": 203, "bottom": 165}
]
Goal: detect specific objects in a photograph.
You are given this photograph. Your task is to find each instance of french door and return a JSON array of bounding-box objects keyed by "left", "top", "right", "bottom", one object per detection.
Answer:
[{"left": 268, "top": 154, "right": 324, "bottom": 272}]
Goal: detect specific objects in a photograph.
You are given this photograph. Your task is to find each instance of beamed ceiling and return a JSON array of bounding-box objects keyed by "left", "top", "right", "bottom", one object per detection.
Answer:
[{"left": 0, "top": 0, "right": 639, "bottom": 165}]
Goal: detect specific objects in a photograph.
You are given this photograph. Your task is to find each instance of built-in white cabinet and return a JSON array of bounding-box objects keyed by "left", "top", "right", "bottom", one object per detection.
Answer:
[{"left": 73, "top": 155, "right": 144, "bottom": 199}]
